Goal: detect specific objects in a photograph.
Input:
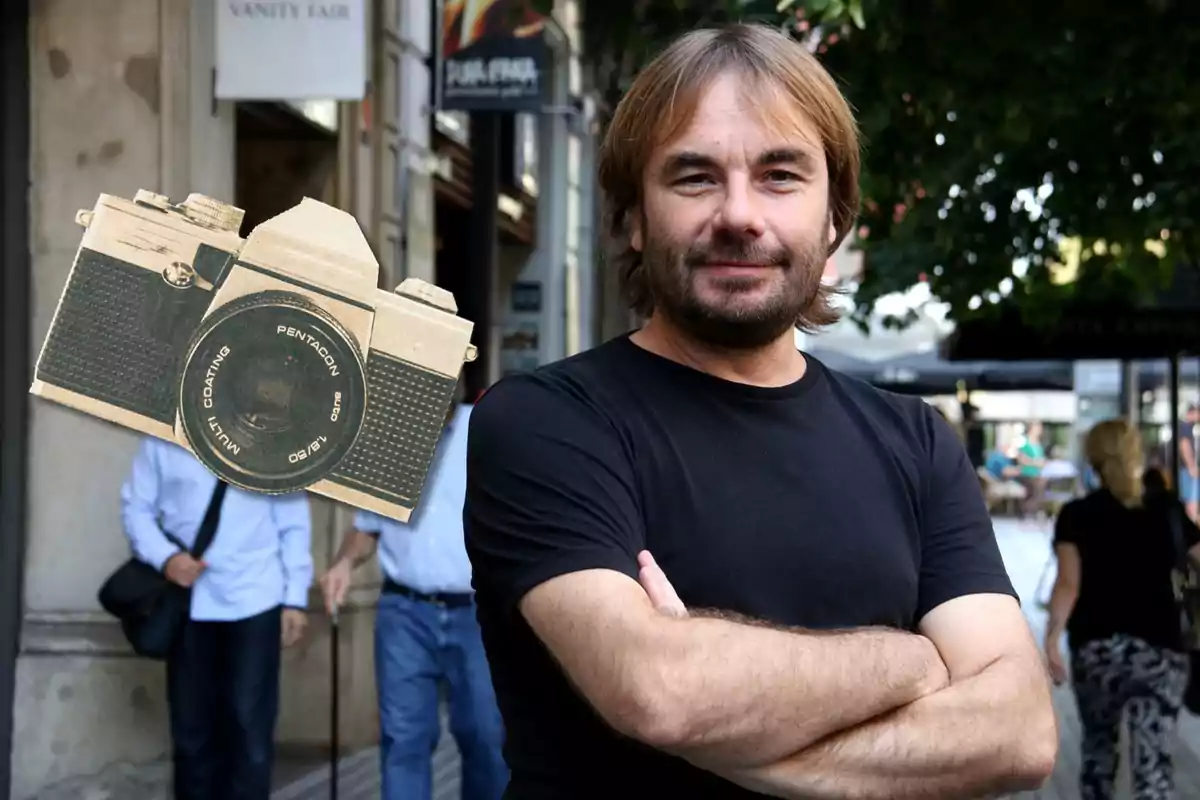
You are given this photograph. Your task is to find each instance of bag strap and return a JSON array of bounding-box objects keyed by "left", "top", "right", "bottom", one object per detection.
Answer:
[{"left": 189, "top": 480, "right": 228, "bottom": 560}]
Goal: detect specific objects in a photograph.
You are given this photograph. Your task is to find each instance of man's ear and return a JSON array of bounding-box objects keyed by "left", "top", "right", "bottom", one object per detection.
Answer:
[
  {"left": 827, "top": 219, "right": 837, "bottom": 247},
  {"left": 630, "top": 208, "right": 644, "bottom": 253}
]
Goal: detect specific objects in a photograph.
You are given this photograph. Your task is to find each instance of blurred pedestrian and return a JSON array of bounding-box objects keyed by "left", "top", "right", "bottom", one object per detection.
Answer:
[
  {"left": 1044, "top": 419, "right": 1200, "bottom": 800},
  {"left": 1179, "top": 403, "right": 1199, "bottom": 522},
  {"left": 120, "top": 436, "right": 313, "bottom": 800},
  {"left": 319, "top": 387, "right": 507, "bottom": 800},
  {"left": 1017, "top": 420, "right": 1047, "bottom": 519}
]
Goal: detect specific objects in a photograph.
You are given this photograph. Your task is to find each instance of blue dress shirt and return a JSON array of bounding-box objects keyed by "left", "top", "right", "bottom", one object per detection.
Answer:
[
  {"left": 120, "top": 436, "right": 314, "bottom": 622},
  {"left": 353, "top": 404, "right": 474, "bottom": 594}
]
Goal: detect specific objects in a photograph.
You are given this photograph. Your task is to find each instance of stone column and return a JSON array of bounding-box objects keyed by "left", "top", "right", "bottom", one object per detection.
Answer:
[{"left": 15, "top": 0, "right": 230, "bottom": 796}]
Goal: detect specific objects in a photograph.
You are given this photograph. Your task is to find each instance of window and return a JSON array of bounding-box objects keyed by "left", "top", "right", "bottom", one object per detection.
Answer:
[
  {"left": 435, "top": 110, "right": 470, "bottom": 145},
  {"left": 515, "top": 112, "right": 538, "bottom": 196}
]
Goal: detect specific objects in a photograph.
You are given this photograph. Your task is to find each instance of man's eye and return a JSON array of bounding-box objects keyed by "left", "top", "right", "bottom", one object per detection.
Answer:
[
  {"left": 675, "top": 174, "right": 714, "bottom": 186},
  {"left": 764, "top": 170, "right": 801, "bottom": 184}
]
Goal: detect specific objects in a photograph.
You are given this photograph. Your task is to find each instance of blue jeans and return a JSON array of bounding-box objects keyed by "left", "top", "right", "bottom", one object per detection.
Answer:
[
  {"left": 167, "top": 605, "right": 281, "bottom": 800},
  {"left": 375, "top": 592, "right": 508, "bottom": 800},
  {"left": 1180, "top": 468, "right": 1199, "bottom": 504}
]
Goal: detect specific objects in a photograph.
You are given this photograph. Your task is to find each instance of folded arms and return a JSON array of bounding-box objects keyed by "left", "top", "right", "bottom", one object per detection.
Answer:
[
  {"left": 520, "top": 567, "right": 950, "bottom": 769},
  {"left": 522, "top": 568, "right": 1057, "bottom": 799}
]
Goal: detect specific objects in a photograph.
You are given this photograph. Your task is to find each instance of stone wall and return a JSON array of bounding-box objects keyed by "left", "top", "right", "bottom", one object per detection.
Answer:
[{"left": 14, "top": 1, "right": 380, "bottom": 796}]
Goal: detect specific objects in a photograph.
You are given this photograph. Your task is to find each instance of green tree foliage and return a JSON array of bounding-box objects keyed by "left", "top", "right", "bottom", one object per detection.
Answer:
[
  {"left": 821, "top": 0, "right": 1200, "bottom": 329},
  {"left": 542, "top": 0, "right": 1200, "bottom": 327}
]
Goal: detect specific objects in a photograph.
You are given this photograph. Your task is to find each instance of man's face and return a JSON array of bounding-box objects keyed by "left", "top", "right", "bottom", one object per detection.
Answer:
[{"left": 632, "top": 72, "right": 834, "bottom": 349}]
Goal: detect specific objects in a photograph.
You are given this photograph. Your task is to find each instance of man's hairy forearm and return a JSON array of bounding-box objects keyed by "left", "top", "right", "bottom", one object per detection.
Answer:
[
  {"left": 719, "top": 655, "right": 1057, "bottom": 800},
  {"left": 646, "top": 611, "right": 947, "bottom": 770}
]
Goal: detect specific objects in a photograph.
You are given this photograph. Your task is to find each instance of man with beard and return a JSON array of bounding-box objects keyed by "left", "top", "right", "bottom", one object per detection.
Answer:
[{"left": 463, "top": 23, "right": 1057, "bottom": 800}]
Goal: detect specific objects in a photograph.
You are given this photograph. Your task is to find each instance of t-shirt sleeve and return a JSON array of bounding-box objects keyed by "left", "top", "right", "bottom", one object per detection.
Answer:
[
  {"left": 1052, "top": 501, "right": 1082, "bottom": 547},
  {"left": 464, "top": 375, "right": 645, "bottom": 613},
  {"left": 915, "top": 406, "right": 1018, "bottom": 622}
]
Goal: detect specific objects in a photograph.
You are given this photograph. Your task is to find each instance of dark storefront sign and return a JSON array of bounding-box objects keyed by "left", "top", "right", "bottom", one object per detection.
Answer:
[
  {"left": 511, "top": 280, "right": 542, "bottom": 312},
  {"left": 946, "top": 298, "right": 1200, "bottom": 362},
  {"left": 948, "top": 308, "right": 1200, "bottom": 362},
  {"left": 946, "top": 266, "right": 1200, "bottom": 362},
  {"left": 438, "top": 0, "right": 547, "bottom": 112}
]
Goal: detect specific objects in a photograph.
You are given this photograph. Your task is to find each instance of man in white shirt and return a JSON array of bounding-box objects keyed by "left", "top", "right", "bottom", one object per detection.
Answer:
[
  {"left": 320, "top": 398, "right": 507, "bottom": 800},
  {"left": 120, "top": 436, "right": 314, "bottom": 800}
]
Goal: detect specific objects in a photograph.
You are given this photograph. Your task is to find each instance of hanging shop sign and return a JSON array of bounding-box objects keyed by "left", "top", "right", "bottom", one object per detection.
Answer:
[
  {"left": 216, "top": 1, "right": 367, "bottom": 100},
  {"left": 438, "top": 0, "right": 547, "bottom": 113}
]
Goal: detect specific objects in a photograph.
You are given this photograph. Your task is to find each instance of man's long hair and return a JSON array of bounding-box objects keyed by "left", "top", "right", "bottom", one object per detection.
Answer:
[{"left": 597, "top": 24, "right": 862, "bottom": 333}]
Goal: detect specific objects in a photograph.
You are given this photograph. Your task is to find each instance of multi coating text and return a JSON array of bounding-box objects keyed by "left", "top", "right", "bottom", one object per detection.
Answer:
[
  {"left": 206, "top": 415, "right": 242, "bottom": 455},
  {"left": 202, "top": 345, "right": 232, "bottom": 410}
]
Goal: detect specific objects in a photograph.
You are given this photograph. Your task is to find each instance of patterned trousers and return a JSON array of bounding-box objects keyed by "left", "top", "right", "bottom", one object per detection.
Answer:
[{"left": 1071, "top": 634, "right": 1190, "bottom": 799}]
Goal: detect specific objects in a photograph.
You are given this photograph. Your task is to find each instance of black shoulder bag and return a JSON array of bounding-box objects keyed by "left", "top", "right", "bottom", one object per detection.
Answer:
[
  {"left": 1166, "top": 499, "right": 1200, "bottom": 713},
  {"left": 98, "top": 480, "right": 228, "bottom": 660}
]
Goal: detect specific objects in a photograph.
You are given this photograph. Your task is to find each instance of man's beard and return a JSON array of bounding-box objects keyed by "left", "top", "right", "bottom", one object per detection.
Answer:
[{"left": 641, "top": 220, "right": 828, "bottom": 351}]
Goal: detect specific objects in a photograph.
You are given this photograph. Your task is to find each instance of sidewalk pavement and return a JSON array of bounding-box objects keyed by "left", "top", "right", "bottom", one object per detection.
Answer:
[{"left": 270, "top": 704, "right": 463, "bottom": 800}]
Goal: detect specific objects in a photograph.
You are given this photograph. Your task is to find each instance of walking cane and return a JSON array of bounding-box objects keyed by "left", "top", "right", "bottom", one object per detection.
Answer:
[{"left": 330, "top": 601, "right": 340, "bottom": 800}]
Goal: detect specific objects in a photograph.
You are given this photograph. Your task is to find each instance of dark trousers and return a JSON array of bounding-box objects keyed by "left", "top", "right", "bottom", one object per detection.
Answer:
[
  {"left": 1018, "top": 475, "right": 1044, "bottom": 518},
  {"left": 1071, "top": 633, "right": 1189, "bottom": 799},
  {"left": 167, "top": 605, "right": 282, "bottom": 800}
]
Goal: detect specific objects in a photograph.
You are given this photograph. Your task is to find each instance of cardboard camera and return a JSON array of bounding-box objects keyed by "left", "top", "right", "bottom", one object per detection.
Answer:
[{"left": 29, "top": 190, "right": 477, "bottom": 523}]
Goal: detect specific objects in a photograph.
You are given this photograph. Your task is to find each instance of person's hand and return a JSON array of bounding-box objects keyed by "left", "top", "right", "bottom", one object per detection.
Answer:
[
  {"left": 318, "top": 559, "right": 353, "bottom": 615},
  {"left": 164, "top": 553, "right": 206, "bottom": 588},
  {"left": 282, "top": 608, "right": 308, "bottom": 648},
  {"left": 1044, "top": 630, "right": 1068, "bottom": 686},
  {"left": 637, "top": 550, "right": 688, "bottom": 618}
]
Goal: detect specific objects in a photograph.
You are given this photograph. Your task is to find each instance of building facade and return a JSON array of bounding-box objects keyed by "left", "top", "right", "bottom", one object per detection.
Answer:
[{"left": 1, "top": 0, "right": 597, "bottom": 797}]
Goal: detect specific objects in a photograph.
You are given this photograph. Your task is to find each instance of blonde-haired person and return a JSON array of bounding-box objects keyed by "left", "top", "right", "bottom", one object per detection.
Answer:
[{"left": 1046, "top": 418, "right": 1200, "bottom": 800}]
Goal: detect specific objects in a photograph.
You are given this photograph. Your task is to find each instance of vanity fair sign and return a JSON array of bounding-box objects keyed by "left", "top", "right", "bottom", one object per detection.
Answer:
[{"left": 216, "top": 1, "right": 367, "bottom": 100}]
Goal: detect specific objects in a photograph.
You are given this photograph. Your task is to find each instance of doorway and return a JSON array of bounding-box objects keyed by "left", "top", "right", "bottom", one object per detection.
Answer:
[
  {"left": 234, "top": 102, "right": 339, "bottom": 236},
  {"left": 434, "top": 203, "right": 472, "bottom": 306}
]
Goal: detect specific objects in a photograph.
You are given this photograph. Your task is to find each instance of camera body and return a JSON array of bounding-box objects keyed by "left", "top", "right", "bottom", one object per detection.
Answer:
[{"left": 30, "top": 189, "right": 477, "bottom": 523}]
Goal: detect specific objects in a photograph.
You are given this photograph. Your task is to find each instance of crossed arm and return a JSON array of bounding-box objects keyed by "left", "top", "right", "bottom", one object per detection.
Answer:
[
  {"left": 715, "top": 593, "right": 1057, "bottom": 799},
  {"left": 521, "top": 569, "right": 950, "bottom": 769},
  {"left": 521, "top": 569, "right": 1057, "bottom": 799}
]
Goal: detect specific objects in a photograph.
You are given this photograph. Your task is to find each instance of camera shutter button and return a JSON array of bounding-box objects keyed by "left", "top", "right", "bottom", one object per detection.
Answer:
[{"left": 162, "top": 261, "right": 196, "bottom": 289}]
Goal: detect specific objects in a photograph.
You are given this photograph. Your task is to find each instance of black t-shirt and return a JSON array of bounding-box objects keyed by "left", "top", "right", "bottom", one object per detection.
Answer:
[
  {"left": 464, "top": 334, "right": 1017, "bottom": 799},
  {"left": 1054, "top": 489, "right": 1200, "bottom": 653}
]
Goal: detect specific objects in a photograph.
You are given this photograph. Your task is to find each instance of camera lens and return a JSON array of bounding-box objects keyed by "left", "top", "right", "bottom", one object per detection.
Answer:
[{"left": 178, "top": 290, "right": 367, "bottom": 493}]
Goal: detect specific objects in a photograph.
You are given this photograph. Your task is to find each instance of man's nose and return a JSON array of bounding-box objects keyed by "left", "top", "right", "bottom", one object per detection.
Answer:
[{"left": 714, "top": 176, "right": 765, "bottom": 238}]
